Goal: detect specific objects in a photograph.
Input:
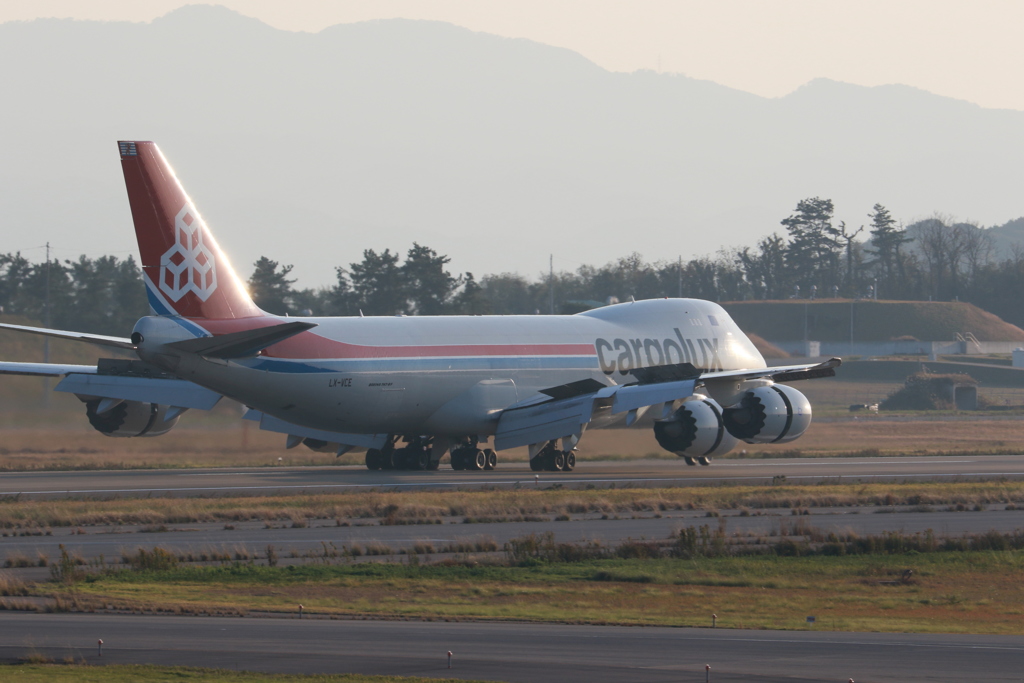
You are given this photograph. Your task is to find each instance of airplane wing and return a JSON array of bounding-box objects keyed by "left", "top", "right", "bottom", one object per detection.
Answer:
[
  {"left": 0, "top": 322, "right": 135, "bottom": 350},
  {"left": 494, "top": 358, "right": 841, "bottom": 452},
  {"left": 702, "top": 357, "right": 841, "bottom": 382}
]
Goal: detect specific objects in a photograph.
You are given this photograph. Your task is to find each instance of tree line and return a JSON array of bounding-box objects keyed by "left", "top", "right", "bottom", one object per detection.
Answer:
[{"left": 2, "top": 199, "right": 1023, "bottom": 334}]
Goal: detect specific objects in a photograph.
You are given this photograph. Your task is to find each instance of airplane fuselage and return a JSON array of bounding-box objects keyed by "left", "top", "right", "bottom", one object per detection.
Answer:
[{"left": 136, "top": 298, "right": 765, "bottom": 438}]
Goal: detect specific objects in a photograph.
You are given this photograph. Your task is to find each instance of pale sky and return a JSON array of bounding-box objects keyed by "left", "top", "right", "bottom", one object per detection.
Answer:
[{"left": 3, "top": 0, "right": 1023, "bottom": 111}]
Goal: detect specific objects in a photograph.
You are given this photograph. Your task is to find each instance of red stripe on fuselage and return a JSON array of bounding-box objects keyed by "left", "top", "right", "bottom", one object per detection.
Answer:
[{"left": 198, "top": 318, "right": 595, "bottom": 360}]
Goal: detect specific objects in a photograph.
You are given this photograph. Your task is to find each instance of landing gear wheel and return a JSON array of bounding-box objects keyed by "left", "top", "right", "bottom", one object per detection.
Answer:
[
  {"left": 426, "top": 458, "right": 440, "bottom": 471},
  {"left": 416, "top": 451, "right": 431, "bottom": 471},
  {"left": 365, "top": 449, "right": 383, "bottom": 470},
  {"left": 547, "top": 451, "right": 566, "bottom": 472},
  {"left": 563, "top": 451, "right": 576, "bottom": 471},
  {"left": 379, "top": 448, "right": 396, "bottom": 470},
  {"left": 450, "top": 449, "right": 465, "bottom": 470},
  {"left": 697, "top": 456, "right": 711, "bottom": 466},
  {"left": 470, "top": 449, "right": 487, "bottom": 471},
  {"left": 392, "top": 447, "right": 410, "bottom": 470},
  {"left": 683, "top": 456, "right": 697, "bottom": 466},
  {"left": 529, "top": 456, "right": 544, "bottom": 472},
  {"left": 483, "top": 449, "right": 497, "bottom": 470}
]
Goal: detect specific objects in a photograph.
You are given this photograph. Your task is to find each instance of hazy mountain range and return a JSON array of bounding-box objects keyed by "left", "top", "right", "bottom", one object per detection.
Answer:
[{"left": 1, "top": 5, "right": 1023, "bottom": 287}]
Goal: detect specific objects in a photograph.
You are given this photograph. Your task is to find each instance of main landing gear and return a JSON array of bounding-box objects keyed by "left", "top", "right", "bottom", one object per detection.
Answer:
[
  {"left": 450, "top": 445, "right": 497, "bottom": 471},
  {"left": 364, "top": 437, "right": 440, "bottom": 471},
  {"left": 681, "top": 456, "right": 712, "bottom": 466},
  {"left": 529, "top": 441, "right": 576, "bottom": 472}
]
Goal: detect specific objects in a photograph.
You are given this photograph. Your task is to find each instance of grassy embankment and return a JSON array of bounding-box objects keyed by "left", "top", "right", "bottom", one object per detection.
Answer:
[
  {"left": 722, "top": 300, "right": 1024, "bottom": 342},
  {"left": 25, "top": 547, "right": 1024, "bottom": 635},
  {"left": 0, "top": 480, "right": 1022, "bottom": 528},
  {"left": 2, "top": 664, "right": 482, "bottom": 683}
]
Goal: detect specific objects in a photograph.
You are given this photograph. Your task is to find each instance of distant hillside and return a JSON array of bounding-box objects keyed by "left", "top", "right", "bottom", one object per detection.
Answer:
[
  {"left": 987, "top": 217, "right": 1024, "bottom": 258},
  {"left": 1, "top": 6, "right": 1024, "bottom": 286},
  {"left": 722, "top": 301, "right": 1024, "bottom": 342}
]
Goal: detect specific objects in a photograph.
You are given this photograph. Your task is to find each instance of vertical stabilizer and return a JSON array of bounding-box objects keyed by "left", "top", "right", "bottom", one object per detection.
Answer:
[{"left": 119, "top": 141, "right": 263, "bottom": 320}]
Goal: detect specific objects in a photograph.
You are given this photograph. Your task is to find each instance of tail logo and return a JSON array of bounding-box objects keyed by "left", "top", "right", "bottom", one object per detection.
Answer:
[{"left": 158, "top": 205, "right": 218, "bottom": 302}]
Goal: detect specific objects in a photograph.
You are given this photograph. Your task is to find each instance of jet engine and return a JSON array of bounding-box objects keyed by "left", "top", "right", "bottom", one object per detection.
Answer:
[
  {"left": 722, "top": 383, "right": 811, "bottom": 444},
  {"left": 84, "top": 399, "right": 181, "bottom": 437},
  {"left": 653, "top": 397, "right": 738, "bottom": 459}
]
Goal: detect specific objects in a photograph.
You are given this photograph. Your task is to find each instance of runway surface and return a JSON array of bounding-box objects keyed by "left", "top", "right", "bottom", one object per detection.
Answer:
[
  {"left": 1, "top": 612, "right": 1020, "bottom": 682},
  {"left": 4, "top": 454, "right": 1024, "bottom": 498}
]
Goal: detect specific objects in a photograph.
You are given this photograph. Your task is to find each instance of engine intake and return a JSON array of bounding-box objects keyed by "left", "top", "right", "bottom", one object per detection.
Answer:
[
  {"left": 722, "top": 384, "right": 811, "bottom": 444},
  {"left": 85, "top": 400, "right": 181, "bottom": 437},
  {"left": 653, "top": 397, "right": 737, "bottom": 458}
]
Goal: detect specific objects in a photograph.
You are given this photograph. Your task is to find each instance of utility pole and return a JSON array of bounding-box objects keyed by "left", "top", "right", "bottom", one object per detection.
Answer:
[
  {"left": 43, "top": 242, "right": 51, "bottom": 409},
  {"left": 548, "top": 254, "right": 554, "bottom": 315}
]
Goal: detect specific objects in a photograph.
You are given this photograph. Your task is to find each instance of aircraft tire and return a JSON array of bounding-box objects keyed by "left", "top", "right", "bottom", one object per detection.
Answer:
[
  {"left": 416, "top": 450, "right": 431, "bottom": 470},
  {"left": 451, "top": 450, "right": 465, "bottom": 470},
  {"left": 470, "top": 449, "right": 487, "bottom": 471},
  {"left": 529, "top": 456, "right": 544, "bottom": 472},
  {"left": 697, "top": 456, "right": 711, "bottom": 466},
  {"left": 365, "top": 449, "right": 383, "bottom": 470},
  {"left": 483, "top": 449, "right": 497, "bottom": 470},
  {"left": 563, "top": 451, "right": 576, "bottom": 471},
  {"left": 380, "top": 448, "right": 395, "bottom": 470},
  {"left": 683, "top": 456, "right": 697, "bottom": 466},
  {"left": 426, "top": 458, "right": 440, "bottom": 471},
  {"left": 548, "top": 451, "right": 566, "bottom": 472}
]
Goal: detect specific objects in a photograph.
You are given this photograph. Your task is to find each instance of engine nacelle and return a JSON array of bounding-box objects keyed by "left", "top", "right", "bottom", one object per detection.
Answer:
[
  {"left": 653, "top": 397, "right": 738, "bottom": 458},
  {"left": 85, "top": 400, "right": 181, "bottom": 437},
  {"left": 722, "top": 383, "right": 811, "bottom": 444}
]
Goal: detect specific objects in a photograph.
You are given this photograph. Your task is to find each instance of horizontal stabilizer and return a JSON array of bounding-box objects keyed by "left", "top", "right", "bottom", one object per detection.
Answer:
[
  {"left": 166, "top": 321, "right": 317, "bottom": 359},
  {"left": 0, "top": 323, "right": 134, "bottom": 350},
  {"left": 0, "top": 361, "right": 98, "bottom": 377},
  {"left": 56, "top": 373, "right": 222, "bottom": 410}
]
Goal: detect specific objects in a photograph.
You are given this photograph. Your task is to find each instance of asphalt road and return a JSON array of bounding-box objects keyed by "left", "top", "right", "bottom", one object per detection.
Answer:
[
  {"left": 4, "top": 454, "right": 1024, "bottom": 498},
  {"left": 0, "top": 612, "right": 1019, "bottom": 682}
]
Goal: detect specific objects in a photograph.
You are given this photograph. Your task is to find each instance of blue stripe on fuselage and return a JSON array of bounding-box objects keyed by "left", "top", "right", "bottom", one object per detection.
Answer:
[{"left": 242, "top": 355, "right": 600, "bottom": 374}]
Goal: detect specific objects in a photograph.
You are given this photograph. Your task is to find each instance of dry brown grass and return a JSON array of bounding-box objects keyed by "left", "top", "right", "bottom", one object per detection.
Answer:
[
  {"left": 0, "top": 414, "right": 1023, "bottom": 472},
  {"left": 0, "top": 481, "right": 1021, "bottom": 529}
]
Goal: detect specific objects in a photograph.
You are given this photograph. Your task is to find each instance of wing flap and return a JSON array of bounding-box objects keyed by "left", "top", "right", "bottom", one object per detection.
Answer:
[
  {"left": 55, "top": 373, "right": 222, "bottom": 410},
  {"left": 244, "top": 410, "right": 388, "bottom": 451},
  {"left": 494, "top": 394, "right": 596, "bottom": 451}
]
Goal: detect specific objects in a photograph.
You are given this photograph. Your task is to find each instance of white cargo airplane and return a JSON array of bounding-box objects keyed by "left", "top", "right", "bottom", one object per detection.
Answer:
[{"left": 0, "top": 142, "right": 839, "bottom": 472}]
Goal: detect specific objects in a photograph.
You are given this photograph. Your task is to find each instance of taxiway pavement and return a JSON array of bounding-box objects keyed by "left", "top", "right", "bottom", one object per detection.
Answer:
[{"left": 0, "top": 612, "right": 1019, "bottom": 682}]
